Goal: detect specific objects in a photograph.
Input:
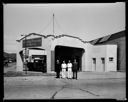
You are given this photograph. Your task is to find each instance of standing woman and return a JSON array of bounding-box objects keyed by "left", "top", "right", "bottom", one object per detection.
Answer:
[
  {"left": 61, "top": 61, "right": 67, "bottom": 79},
  {"left": 67, "top": 60, "right": 73, "bottom": 79}
]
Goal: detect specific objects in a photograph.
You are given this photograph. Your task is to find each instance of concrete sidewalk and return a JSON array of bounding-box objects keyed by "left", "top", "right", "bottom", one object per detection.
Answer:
[
  {"left": 77, "top": 72, "right": 126, "bottom": 79},
  {"left": 4, "top": 71, "right": 126, "bottom": 80},
  {"left": 4, "top": 72, "right": 126, "bottom": 100}
]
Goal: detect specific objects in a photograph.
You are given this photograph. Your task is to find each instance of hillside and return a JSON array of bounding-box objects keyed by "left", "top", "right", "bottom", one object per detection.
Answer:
[{"left": 4, "top": 52, "right": 16, "bottom": 62}]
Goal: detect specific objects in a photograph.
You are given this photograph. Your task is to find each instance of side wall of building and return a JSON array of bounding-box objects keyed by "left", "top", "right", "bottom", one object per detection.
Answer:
[
  {"left": 106, "top": 45, "right": 117, "bottom": 71},
  {"left": 85, "top": 44, "right": 117, "bottom": 72},
  {"left": 98, "top": 36, "right": 126, "bottom": 71}
]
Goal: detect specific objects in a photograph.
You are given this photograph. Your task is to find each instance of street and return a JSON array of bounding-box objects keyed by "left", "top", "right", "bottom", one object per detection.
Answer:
[{"left": 4, "top": 74, "right": 126, "bottom": 100}]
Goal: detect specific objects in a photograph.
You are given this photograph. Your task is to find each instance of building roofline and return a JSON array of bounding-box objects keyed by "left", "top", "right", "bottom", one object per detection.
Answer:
[
  {"left": 16, "top": 30, "right": 125, "bottom": 45},
  {"left": 89, "top": 30, "right": 125, "bottom": 45},
  {"left": 16, "top": 33, "right": 87, "bottom": 43}
]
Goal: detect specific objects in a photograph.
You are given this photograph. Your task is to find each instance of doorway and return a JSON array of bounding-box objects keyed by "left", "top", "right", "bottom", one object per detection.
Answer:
[
  {"left": 101, "top": 57, "right": 105, "bottom": 71},
  {"left": 92, "top": 58, "right": 96, "bottom": 71}
]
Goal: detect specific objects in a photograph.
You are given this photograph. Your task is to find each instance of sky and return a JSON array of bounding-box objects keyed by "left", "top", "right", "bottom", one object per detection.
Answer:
[{"left": 4, "top": 3, "right": 125, "bottom": 53}]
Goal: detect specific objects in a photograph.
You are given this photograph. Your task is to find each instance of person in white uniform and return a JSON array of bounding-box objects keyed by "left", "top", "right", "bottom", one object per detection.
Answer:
[
  {"left": 67, "top": 60, "right": 72, "bottom": 79},
  {"left": 61, "top": 61, "right": 67, "bottom": 78}
]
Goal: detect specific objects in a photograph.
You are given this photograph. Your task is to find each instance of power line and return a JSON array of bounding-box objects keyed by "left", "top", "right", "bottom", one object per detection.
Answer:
[
  {"left": 54, "top": 16, "right": 67, "bottom": 34},
  {"left": 38, "top": 14, "right": 67, "bottom": 35},
  {"left": 38, "top": 18, "right": 53, "bottom": 34}
]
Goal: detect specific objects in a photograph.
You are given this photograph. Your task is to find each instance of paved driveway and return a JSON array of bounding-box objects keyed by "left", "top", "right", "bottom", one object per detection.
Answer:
[{"left": 4, "top": 75, "right": 126, "bottom": 100}]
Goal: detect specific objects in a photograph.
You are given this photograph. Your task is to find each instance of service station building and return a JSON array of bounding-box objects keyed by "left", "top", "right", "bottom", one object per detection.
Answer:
[{"left": 16, "top": 33, "right": 117, "bottom": 73}]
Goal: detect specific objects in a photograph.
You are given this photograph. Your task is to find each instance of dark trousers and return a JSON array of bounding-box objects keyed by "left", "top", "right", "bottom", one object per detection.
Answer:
[
  {"left": 56, "top": 71, "right": 60, "bottom": 78},
  {"left": 73, "top": 71, "right": 77, "bottom": 79}
]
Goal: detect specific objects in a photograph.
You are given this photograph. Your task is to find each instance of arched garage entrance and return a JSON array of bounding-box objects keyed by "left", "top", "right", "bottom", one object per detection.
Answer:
[
  {"left": 55, "top": 45, "right": 85, "bottom": 71},
  {"left": 51, "top": 36, "right": 86, "bottom": 72}
]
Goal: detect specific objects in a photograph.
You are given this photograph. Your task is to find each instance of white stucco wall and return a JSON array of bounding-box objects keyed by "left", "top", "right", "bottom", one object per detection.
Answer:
[
  {"left": 44, "top": 37, "right": 53, "bottom": 73},
  {"left": 51, "top": 36, "right": 86, "bottom": 50},
  {"left": 84, "top": 43, "right": 94, "bottom": 71},
  {"left": 106, "top": 45, "right": 117, "bottom": 71},
  {"left": 86, "top": 44, "right": 117, "bottom": 72},
  {"left": 16, "top": 40, "right": 23, "bottom": 71},
  {"left": 91, "top": 45, "right": 107, "bottom": 72}
]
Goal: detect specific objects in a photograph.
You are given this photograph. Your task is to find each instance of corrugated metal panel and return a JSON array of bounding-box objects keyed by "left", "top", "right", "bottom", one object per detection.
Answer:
[
  {"left": 99, "top": 35, "right": 111, "bottom": 43},
  {"left": 91, "top": 38, "right": 100, "bottom": 45}
]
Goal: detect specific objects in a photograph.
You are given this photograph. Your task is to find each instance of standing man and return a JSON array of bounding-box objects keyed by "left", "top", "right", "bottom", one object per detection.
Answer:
[
  {"left": 61, "top": 61, "right": 67, "bottom": 79},
  {"left": 72, "top": 59, "right": 78, "bottom": 80},
  {"left": 55, "top": 60, "right": 61, "bottom": 78},
  {"left": 67, "top": 60, "right": 73, "bottom": 79}
]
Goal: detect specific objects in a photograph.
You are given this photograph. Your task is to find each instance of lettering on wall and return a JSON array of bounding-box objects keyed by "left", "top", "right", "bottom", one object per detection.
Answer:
[{"left": 22, "top": 37, "right": 42, "bottom": 48}]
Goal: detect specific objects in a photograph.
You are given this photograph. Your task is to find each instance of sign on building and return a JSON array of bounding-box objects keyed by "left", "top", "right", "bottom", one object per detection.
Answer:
[{"left": 22, "top": 37, "right": 42, "bottom": 48}]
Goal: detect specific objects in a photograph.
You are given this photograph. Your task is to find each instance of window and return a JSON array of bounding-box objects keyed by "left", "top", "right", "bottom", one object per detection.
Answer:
[{"left": 109, "top": 57, "right": 114, "bottom": 62}]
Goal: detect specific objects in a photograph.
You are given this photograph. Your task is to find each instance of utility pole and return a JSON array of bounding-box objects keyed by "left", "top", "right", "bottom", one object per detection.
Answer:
[{"left": 53, "top": 13, "right": 54, "bottom": 35}]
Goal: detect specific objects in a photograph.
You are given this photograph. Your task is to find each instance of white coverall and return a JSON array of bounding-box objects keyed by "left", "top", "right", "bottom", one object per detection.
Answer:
[
  {"left": 61, "top": 63, "right": 67, "bottom": 78},
  {"left": 67, "top": 63, "right": 72, "bottom": 78}
]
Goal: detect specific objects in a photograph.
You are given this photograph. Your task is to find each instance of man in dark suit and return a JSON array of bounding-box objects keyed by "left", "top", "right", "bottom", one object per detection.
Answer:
[
  {"left": 72, "top": 59, "right": 78, "bottom": 80},
  {"left": 55, "top": 59, "right": 61, "bottom": 78}
]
